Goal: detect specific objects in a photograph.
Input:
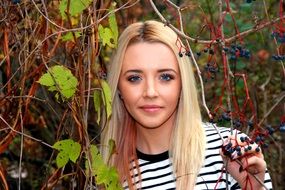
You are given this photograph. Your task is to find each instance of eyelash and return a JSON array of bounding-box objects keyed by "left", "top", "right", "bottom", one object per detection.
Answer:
[
  {"left": 126, "top": 73, "right": 174, "bottom": 83},
  {"left": 160, "top": 73, "right": 174, "bottom": 81},
  {"left": 127, "top": 75, "right": 142, "bottom": 82}
]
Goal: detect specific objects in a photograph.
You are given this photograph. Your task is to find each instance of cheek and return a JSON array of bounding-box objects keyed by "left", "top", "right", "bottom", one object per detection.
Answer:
[
  {"left": 163, "top": 83, "right": 181, "bottom": 102},
  {"left": 118, "top": 83, "right": 142, "bottom": 104}
]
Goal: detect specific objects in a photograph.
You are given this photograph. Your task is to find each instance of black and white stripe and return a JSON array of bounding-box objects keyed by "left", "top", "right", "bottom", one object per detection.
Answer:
[{"left": 123, "top": 123, "right": 273, "bottom": 190}]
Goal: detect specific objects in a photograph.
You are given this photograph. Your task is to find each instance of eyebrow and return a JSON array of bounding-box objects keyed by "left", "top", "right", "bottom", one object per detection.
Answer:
[{"left": 123, "top": 69, "right": 178, "bottom": 76}]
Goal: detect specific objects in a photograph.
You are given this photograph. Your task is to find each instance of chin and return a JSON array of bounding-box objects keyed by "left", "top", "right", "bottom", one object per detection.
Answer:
[{"left": 137, "top": 122, "right": 166, "bottom": 129}]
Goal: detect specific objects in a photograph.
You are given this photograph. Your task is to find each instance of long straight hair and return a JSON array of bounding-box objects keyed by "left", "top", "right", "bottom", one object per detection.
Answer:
[{"left": 100, "top": 20, "right": 206, "bottom": 190}]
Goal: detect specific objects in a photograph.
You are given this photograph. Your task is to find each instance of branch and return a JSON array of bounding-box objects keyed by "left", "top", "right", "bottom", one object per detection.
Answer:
[
  {"left": 149, "top": 0, "right": 285, "bottom": 44},
  {"left": 0, "top": 115, "right": 53, "bottom": 149},
  {"left": 258, "top": 92, "right": 285, "bottom": 126}
]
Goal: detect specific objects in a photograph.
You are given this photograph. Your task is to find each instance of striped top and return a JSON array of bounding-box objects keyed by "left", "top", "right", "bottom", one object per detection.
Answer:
[{"left": 123, "top": 123, "right": 273, "bottom": 190}]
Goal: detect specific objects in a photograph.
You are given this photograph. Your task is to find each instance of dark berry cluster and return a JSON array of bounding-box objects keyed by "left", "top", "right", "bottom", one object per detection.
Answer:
[
  {"left": 279, "top": 123, "right": 285, "bottom": 132},
  {"left": 221, "top": 112, "right": 231, "bottom": 121},
  {"left": 12, "top": 0, "right": 21, "bottom": 4},
  {"left": 222, "top": 142, "right": 235, "bottom": 157},
  {"left": 271, "top": 31, "right": 285, "bottom": 43},
  {"left": 271, "top": 55, "right": 285, "bottom": 61},
  {"left": 204, "top": 62, "right": 218, "bottom": 74},
  {"left": 222, "top": 138, "right": 260, "bottom": 160},
  {"left": 246, "top": 0, "right": 256, "bottom": 3},
  {"left": 223, "top": 44, "right": 251, "bottom": 61},
  {"left": 196, "top": 48, "right": 215, "bottom": 58},
  {"left": 178, "top": 51, "right": 191, "bottom": 58}
]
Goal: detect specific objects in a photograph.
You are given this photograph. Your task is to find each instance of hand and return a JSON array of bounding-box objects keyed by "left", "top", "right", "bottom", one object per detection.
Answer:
[{"left": 220, "top": 134, "right": 267, "bottom": 190}]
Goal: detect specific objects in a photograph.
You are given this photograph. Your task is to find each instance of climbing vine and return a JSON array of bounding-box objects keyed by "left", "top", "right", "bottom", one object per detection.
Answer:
[{"left": 0, "top": 0, "right": 284, "bottom": 189}]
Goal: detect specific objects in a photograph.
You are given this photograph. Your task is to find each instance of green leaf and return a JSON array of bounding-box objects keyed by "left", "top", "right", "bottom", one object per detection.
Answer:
[
  {"left": 98, "top": 4, "right": 118, "bottom": 49},
  {"left": 53, "top": 139, "right": 81, "bottom": 168},
  {"left": 53, "top": 139, "right": 74, "bottom": 151},
  {"left": 38, "top": 73, "right": 54, "bottom": 86},
  {"left": 108, "top": 139, "right": 116, "bottom": 158},
  {"left": 69, "top": 141, "right": 81, "bottom": 163},
  {"left": 94, "top": 90, "right": 102, "bottom": 125},
  {"left": 106, "top": 167, "right": 121, "bottom": 189},
  {"left": 96, "top": 165, "right": 109, "bottom": 184},
  {"left": 98, "top": 25, "right": 116, "bottom": 48},
  {"left": 88, "top": 145, "right": 122, "bottom": 190},
  {"left": 59, "top": 0, "right": 93, "bottom": 19},
  {"left": 109, "top": 4, "right": 118, "bottom": 47},
  {"left": 101, "top": 80, "right": 112, "bottom": 119},
  {"left": 61, "top": 32, "right": 81, "bottom": 42},
  {"left": 38, "top": 65, "right": 78, "bottom": 100},
  {"left": 56, "top": 151, "right": 69, "bottom": 168}
]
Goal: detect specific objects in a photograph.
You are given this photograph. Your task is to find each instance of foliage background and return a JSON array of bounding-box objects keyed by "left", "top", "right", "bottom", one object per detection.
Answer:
[{"left": 0, "top": 0, "right": 284, "bottom": 189}]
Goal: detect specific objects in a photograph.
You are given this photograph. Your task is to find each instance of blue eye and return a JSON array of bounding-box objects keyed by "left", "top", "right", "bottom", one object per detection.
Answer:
[
  {"left": 160, "top": 73, "right": 173, "bottom": 81},
  {"left": 127, "top": 75, "right": 142, "bottom": 82}
]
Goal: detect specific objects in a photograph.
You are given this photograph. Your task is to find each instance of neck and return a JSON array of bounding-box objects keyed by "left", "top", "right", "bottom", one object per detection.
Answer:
[{"left": 135, "top": 114, "right": 176, "bottom": 155}]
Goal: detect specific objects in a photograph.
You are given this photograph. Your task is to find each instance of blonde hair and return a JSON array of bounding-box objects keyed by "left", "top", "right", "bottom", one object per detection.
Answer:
[{"left": 100, "top": 20, "right": 206, "bottom": 190}]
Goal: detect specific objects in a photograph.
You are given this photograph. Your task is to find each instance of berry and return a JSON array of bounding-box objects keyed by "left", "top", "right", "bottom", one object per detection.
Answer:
[
  {"left": 272, "top": 55, "right": 279, "bottom": 61},
  {"left": 196, "top": 52, "right": 201, "bottom": 57},
  {"left": 279, "top": 124, "right": 285, "bottom": 132},
  {"left": 179, "top": 52, "right": 183, "bottom": 57},
  {"left": 230, "top": 55, "right": 237, "bottom": 61},
  {"left": 263, "top": 143, "right": 269, "bottom": 148},
  {"left": 203, "top": 48, "right": 208, "bottom": 53},
  {"left": 255, "top": 135, "right": 261, "bottom": 143},
  {"left": 240, "top": 136, "right": 245, "bottom": 142},
  {"left": 235, "top": 146, "right": 241, "bottom": 152},
  {"left": 209, "top": 49, "right": 214, "bottom": 55},
  {"left": 223, "top": 47, "right": 229, "bottom": 52},
  {"left": 246, "top": 0, "right": 252, "bottom": 3},
  {"left": 247, "top": 145, "right": 252, "bottom": 150},
  {"left": 266, "top": 125, "right": 275, "bottom": 135},
  {"left": 247, "top": 121, "right": 254, "bottom": 128},
  {"left": 237, "top": 151, "right": 242, "bottom": 156},
  {"left": 234, "top": 119, "right": 242, "bottom": 128},
  {"left": 236, "top": 45, "right": 242, "bottom": 50},
  {"left": 255, "top": 147, "right": 260, "bottom": 152},
  {"left": 222, "top": 112, "right": 231, "bottom": 121},
  {"left": 12, "top": 0, "right": 21, "bottom": 4},
  {"left": 186, "top": 51, "right": 191, "bottom": 57},
  {"left": 225, "top": 142, "right": 233, "bottom": 149}
]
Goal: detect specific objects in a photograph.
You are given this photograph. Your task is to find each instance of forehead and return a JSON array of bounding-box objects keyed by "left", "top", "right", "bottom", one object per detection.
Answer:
[{"left": 121, "top": 42, "right": 179, "bottom": 71}]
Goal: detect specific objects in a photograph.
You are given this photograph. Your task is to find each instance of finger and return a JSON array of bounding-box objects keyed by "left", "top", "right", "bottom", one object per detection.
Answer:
[{"left": 240, "top": 155, "right": 267, "bottom": 174}]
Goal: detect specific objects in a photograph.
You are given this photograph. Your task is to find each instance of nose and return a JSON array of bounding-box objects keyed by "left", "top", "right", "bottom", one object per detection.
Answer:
[{"left": 143, "top": 79, "right": 158, "bottom": 98}]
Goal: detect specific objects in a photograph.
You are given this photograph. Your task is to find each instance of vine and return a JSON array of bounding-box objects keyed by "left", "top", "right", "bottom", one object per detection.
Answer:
[{"left": 0, "top": 0, "right": 284, "bottom": 189}]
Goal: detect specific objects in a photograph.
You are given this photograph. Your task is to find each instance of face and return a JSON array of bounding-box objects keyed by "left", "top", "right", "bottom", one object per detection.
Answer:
[{"left": 118, "top": 42, "right": 182, "bottom": 129}]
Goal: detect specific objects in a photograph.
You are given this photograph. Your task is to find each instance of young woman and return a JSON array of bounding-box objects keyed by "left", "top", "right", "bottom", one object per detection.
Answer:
[{"left": 100, "top": 20, "right": 272, "bottom": 190}]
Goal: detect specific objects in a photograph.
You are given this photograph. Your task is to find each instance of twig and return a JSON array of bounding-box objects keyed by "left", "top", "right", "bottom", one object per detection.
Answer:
[
  {"left": 149, "top": 0, "right": 285, "bottom": 44},
  {"left": 258, "top": 92, "right": 285, "bottom": 126},
  {"left": 0, "top": 0, "right": 140, "bottom": 92},
  {"left": 0, "top": 115, "right": 53, "bottom": 149},
  {"left": 18, "top": 111, "right": 23, "bottom": 190},
  {"left": 30, "top": 0, "right": 67, "bottom": 30}
]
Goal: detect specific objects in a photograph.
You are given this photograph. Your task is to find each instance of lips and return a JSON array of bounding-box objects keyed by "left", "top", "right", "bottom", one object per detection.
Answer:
[{"left": 140, "top": 105, "right": 162, "bottom": 113}]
